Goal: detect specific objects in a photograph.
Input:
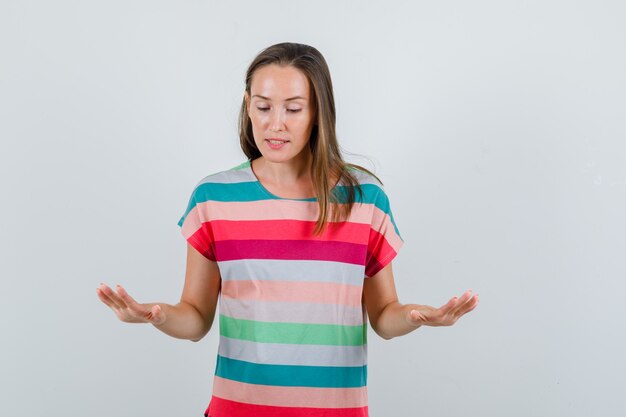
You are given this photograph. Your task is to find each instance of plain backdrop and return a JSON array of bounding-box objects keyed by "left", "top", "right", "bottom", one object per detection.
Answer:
[{"left": 1, "top": 1, "right": 625, "bottom": 416}]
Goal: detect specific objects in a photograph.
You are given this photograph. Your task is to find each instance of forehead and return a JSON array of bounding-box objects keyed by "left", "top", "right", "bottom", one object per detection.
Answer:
[{"left": 250, "top": 64, "right": 310, "bottom": 99}]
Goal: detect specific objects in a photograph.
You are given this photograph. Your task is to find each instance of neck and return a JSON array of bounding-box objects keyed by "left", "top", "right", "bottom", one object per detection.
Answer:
[{"left": 254, "top": 152, "right": 313, "bottom": 185}]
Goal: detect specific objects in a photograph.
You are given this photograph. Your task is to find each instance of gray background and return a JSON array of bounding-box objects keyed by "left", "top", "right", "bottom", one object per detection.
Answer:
[{"left": 1, "top": 1, "right": 625, "bottom": 416}]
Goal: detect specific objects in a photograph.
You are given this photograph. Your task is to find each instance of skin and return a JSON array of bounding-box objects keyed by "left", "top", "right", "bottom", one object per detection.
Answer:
[{"left": 96, "top": 63, "right": 479, "bottom": 340}]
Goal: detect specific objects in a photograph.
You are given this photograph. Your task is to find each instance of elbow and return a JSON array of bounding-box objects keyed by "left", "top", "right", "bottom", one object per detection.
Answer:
[
  {"left": 189, "top": 325, "right": 211, "bottom": 343},
  {"left": 371, "top": 324, "right": 394, "bottom": 341},
  {"left": 378, "top": 331, "right": 395, "bottom": 341}
]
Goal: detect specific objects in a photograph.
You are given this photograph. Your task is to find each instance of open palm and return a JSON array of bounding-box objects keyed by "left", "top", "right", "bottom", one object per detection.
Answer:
[
  {"left": 407, "top": 290, "right": 479, "bottom": 327},
  {"left": 96, "top": 284, "right": 165, "bottom": 325}
]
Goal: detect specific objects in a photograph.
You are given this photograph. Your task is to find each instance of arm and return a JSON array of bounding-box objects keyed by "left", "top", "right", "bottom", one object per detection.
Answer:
[
  {"left": 362, "top": 262, "right": 479, "bottom": 340},
  {"left": 96, "top": 242, "right": 221, "bottom": 342}
]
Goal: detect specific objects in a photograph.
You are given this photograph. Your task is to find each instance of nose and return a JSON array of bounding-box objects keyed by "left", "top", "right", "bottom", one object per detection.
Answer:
[{"left": 269, "top": 108, "right": 285, "bottom": 132}]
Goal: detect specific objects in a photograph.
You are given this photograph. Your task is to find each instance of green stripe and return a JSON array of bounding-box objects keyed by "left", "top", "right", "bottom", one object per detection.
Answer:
[
  {"left": 216, "top": 355, "right": 367, "bottom": 388},
  {"left": 219, "top": 315, "right": 366, "bottom": 346},
  {"left": 230, "top": 161, "right": 251, "bottom": 171}
]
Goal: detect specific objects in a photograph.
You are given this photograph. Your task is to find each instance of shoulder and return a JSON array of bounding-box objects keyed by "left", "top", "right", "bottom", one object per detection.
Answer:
[
  {"left": 340, "top": 165, "right": 390, "bottom": 205},
  {"left": 344, "top": 165, "right": 383, "bottom": 188},
  {"left": 179, "top": 161, "right": 256, "bottom": 226},
  {"left": 186, "top": 160, "right": 257, "bottom": 203},
  {"left": 193, "top": 160, "right": 254, "bottom": 188}
]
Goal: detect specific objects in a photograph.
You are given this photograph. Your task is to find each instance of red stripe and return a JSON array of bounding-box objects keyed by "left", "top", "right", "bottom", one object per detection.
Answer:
[
  {"left": 205, "top": 396, "right": 368, "bottom": 417},
  {"left": 187, "top": 231, "right": 216, "bottom": 261},
  {"left": 214, "top": 239, "right": 366, "bottom": 264},
  {"left": 210, "top": 219, "right": 370, "bottom": 244},
  {"left": 365, "top": 229, "right": 397, "bottom": 277}
]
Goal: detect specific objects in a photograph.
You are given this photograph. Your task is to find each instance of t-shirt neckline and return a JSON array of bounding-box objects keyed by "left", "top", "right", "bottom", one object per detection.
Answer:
[{"left": 246, "top": 159, "right": 341, "bottom": 202}]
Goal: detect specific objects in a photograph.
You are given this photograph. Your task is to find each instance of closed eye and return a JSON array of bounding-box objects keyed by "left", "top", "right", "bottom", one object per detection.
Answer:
[{"left": 255, "top": 107, "right": 302, "bottom": 113}]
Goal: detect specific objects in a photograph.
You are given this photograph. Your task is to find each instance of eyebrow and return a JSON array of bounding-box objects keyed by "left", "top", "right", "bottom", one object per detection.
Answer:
[{"left": 252, "top": 94, "right": 307, "bottom": 101}]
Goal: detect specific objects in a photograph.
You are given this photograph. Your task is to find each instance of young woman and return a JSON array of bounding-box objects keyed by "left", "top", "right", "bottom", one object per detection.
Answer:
[{"left": 97, "top": 42, "right": 479, "bottom": 417}]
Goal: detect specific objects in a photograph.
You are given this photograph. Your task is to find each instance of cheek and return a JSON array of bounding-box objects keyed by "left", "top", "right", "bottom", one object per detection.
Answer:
[
  {"left": 249, "top": 114, "right": 265, "bottom": 132},
  {"left": 295, "top": 115, "right": 314, "bottom": 132},
  {"left": 250, "top": 116, "right": 268, "bottom": 142},
  {"left": 251, "top": 112, "right": 270, "bottom": 127}
]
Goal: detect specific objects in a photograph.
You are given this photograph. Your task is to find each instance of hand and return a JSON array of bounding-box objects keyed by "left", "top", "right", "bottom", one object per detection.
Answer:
[
  {"left": 406, "top": 290, "right": 479, "bottom": 327},
  {"left": 96, "top": 283, "right": 166, "bottom": 325}
]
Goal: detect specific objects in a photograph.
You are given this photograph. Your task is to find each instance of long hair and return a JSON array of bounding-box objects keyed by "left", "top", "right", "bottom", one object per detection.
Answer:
[{"left": 239, "top": 42, "right": 382, "bottom": 235}]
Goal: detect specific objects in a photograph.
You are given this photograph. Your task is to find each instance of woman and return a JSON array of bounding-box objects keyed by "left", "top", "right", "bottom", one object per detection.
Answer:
[{"left": 97, "top": 42, "right": 479, "bottom": 417}]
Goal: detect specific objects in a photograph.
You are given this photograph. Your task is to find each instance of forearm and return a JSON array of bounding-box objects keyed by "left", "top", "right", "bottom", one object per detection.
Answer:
[
  {"left": 371, "top": 301, "right": 421, "bottom": 340},
  {"left": 149, "top": 301, "right": 212, "bottom": 342}
]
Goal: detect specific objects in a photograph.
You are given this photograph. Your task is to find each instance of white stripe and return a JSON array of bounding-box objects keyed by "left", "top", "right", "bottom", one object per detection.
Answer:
[
  {"left": 218, "top": 258, "right": 365, "bottom": 286},
  {"left": 193, "top": 161, "right": 383, "bottom": 188},
  {"left": 195, "top": 165, "right": 255, "bottom": 185},
  {"left": 218, "top": 336, "right": 368, "bottom": 367}
]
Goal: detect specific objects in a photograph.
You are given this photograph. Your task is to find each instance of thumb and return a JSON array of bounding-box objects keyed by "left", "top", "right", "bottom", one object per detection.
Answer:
[
  {"left": 149, "top": 304, "right": 166, "bottom": 325},
  {"left": 407, "top": 309, "right": 426, "bottom": 326}
]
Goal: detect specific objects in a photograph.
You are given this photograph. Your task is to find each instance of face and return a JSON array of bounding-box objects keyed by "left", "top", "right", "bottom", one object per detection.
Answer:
[{"left": 245, "top": 64, "right": 316, "bottom": 165}]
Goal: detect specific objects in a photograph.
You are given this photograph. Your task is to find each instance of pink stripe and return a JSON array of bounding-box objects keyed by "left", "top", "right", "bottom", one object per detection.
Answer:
[
  {"left": 180, "top": 205, "right": 204, "bottom": 239},
  {"left": 212, "top": 376, "right": 368, "bottom": 408},
  {"left": 221, "top": 280, "right": 363, "bottom": 307},
  {"left": 370, "top": 206, "right": 403, "bottom": 251},
  {"left": 221, "top": 298, "right": 364, "bottom": 325},
  {"left": 184, "top": 199, "right": 372, "bottom": 230}
]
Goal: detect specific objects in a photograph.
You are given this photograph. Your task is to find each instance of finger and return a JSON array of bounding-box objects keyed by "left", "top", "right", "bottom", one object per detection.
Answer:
[
  {"left": 450, "top": 290, "right": 474, "bottom": 315},
  {"left": 438, "top": 296, "right": 459, "bottom": 314},
  {"left": 96, "top": 287, "right": 117, "bottom": 309},
  {"left": 110, "top": 285, "right": 130, "bottom": 309},
  {"left": 463, "top": 294, "right": 480, "bottom": 313},
  {"left": 117, "top": 285, "right": 153, "bottom": 319},
  {"left": 116, "top": 285, "right": 138, "bottom": 307},
  {"left": 455, "top": 294, "right": 479, "bottom": 318},
  {"left": 460, "top": 291, "right": 478, "bottom": 310},
  {"left": 97, "top": 284, "right": 123, "bottom": 309},
  {"left": 99, "top": 284, "right": 127, "bottom": 310},
  {"left": 458, "top": 289, "right": 473, "bottom": 304}
]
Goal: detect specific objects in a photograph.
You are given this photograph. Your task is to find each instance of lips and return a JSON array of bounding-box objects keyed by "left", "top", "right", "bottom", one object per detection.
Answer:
[
  {"left": 266, "top": 138, "right": 289, "bottom": 145},
  {"left": 265, "top": 139, "right": 289, "bottom": 149}
]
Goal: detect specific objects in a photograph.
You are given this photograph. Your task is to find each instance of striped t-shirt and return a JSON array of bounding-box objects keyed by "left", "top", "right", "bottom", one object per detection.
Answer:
[{"left": 178, "top": 160, "right": 404, "bottom": 417}]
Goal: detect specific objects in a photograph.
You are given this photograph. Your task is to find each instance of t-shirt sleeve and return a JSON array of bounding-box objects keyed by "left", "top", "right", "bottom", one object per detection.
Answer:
[
  {"left": 365, "top": 186, "right": 404, "bottom": 278},
  {"left": 177, "top": 183, "right": 216, "bottom": 261}
]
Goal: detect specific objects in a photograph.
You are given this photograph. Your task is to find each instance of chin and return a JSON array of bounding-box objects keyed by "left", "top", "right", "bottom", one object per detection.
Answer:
[
  {"left": 254, "top": 141, "right": 310, "bottom": 165},
  {"left": 259, "top": 153, "right": 296, "bottom": 164}
]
